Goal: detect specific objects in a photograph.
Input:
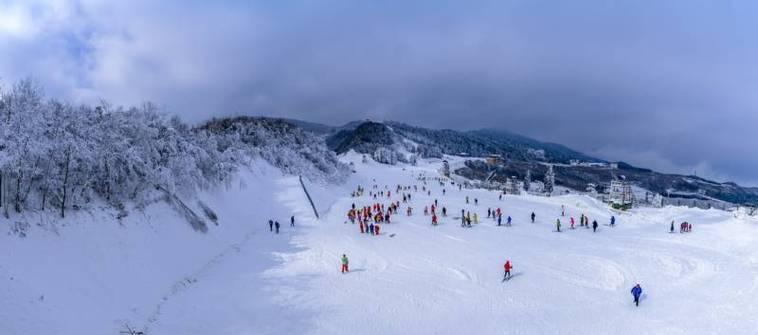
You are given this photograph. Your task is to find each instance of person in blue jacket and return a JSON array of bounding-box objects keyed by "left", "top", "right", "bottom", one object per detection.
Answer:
[
  {"left": 611, "top": 215, "right": 616, "bottom": 227},
  {"left": 631, "top": 283, "right": 643, "bottom": 306}
]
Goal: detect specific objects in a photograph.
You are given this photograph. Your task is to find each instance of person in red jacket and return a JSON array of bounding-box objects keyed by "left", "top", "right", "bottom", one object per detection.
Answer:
[
  {"left": 503, "top": 260, "right": 513, "bottom": 280},
  {"left": 432, "top": 214, "right": 438, "bottom": 226}
]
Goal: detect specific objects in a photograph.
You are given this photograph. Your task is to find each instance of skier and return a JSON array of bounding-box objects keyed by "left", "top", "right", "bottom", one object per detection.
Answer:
[
  {"left": 275, "top": 221, "right": 280, "bottom": 234},
  {"left": 291, "top": 215, "right": 295, "bottom": 227},
  {"left": 531, "top": 212, "right": 536, "bottom": 223},
  {"left": 442, "top": 207, "right": 447, "bottom": 216},
  {"left": 631, "top": 284, "right": 642, "bottom": 306},
  {"left": 269, "top": 219, "right": 274, "bottom": 232},
  {"left": 369, "top": 222, "right": 375, "bottom": 236},
  {"left": 488, "top": 208, "right": 492, "bottom": 218},
  {"left": 592, "top": 220, "right": 598, "bottom": 233},
  {"left": 570, "top": 217, "right": 575, "bottom": 229},
  {"left": 610, "top": 215, "right": 616, "bottom": 227},
  {"left": 475, "top": 198, "right": 478, "bottom": 206},
  {"left": 556, "top": 219, "right": 561, "bottom": 232},
  {"left": 473, "top": 213, "right": 479, "bottom": 224},
  {"left": 670, "top": 221, "right": 675, "bottom": 233},
  {"left": 503, "top": 260, "right": 513, "bottom": 280},
  {"left": 432, "top": 214, "right": 438, "bottom": 226},
  {"left": 359, "top": 221, "right": 365, "bottom": 234},
  {"left": 341, "top": 254, "right": 349, "bottom": 273},
  {"left": 497, "top": 215, "right": 502, "bottom": 226},
  {"left": 561, "top": 205, "right": 565, "bottom": 217},
  {"left": 375, "top": 224, "right": 381, "bottom": 235},
  {"left": 466, "top": 196, "right": 469, "bottom": 204},
  {"left": 499, "top": 194, "right": 502, "bottom": 201},
  {"left": 507, "top": 216, "right": 512, "bottom": 226}
]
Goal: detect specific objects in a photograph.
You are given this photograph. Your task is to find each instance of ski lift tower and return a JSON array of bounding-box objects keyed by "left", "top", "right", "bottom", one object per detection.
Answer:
[{"left": 608, "top": 174, "right": 634, "bottom": 210}]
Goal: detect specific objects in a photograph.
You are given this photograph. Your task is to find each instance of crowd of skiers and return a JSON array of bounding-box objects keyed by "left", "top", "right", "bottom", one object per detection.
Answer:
[{"left": 334, "top": 171, "right": 676, "bottom": 307}]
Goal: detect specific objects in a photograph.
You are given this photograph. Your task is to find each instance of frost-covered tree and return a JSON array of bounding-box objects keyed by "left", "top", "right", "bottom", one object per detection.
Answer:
[
  {"left": 524, "top": 169, "right": 531, "bottom": 192},
  {"left": 0, "top": 79, "right": 348, "bottom": 219},
  {"left": 543, "top": 165, "right": 555, "bottom": 195}
]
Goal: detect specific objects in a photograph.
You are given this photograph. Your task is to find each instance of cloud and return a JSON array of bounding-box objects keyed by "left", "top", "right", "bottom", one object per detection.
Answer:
[{"left": 0, "top": 0, "right": 757, "bottom": 185}]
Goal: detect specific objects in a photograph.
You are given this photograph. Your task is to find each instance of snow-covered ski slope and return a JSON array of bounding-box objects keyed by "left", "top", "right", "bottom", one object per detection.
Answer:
[
  {"left": 270, "top": 153, "right": 758, "bottom": 335},
  {"left": 2, "top": 154, "right": 758, "bottom": 335}
]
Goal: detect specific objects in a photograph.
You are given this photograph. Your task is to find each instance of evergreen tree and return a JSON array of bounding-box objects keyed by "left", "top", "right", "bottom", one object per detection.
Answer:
[
  {"left": 524, "top": 169, "right": 531, "bottom": 192},
  {"left": 544, "top": 165, "right": 555, "bottom": 195}
]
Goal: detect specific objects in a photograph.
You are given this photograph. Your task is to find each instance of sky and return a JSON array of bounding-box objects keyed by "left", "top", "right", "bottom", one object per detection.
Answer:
[{"left": 0, "top": 0, "right": 757, "bottom": 185}]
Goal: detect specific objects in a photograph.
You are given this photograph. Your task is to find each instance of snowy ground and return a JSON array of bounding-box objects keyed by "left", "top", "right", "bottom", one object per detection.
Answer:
[{"left": 2, "top": 156, "right": 758, "bottom": 334}]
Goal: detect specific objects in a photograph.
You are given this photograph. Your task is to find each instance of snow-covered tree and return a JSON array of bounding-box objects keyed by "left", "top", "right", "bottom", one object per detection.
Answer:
[
  {"left": 543, "top": 164, "right": 555, "bottom": 195},
  {"left": 524, "top": 169, "right": 531, "bottom": 192}
]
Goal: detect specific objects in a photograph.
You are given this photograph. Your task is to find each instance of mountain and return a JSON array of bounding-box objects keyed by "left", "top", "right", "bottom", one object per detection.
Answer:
[
  {"left": 325, "top": 121, "right": 598, "bottom": 164},
  {"left": 316, "top": 120, "right": 758, "bottom": 205}
]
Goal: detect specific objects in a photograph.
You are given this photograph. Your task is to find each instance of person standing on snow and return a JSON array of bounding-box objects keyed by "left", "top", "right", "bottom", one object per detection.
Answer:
[
  {"left": 497, "top": 215, "right": 502, "bottom": 226},
  {"left": 291, "top": 215, "right": 295, "bottom": 227},
  {"left": 631, "top": 284, "right": 643, "bottom": 306},
  {"left": 610, "top": 215, "right": 616, "bottom": 227},
  {"left": 592, "top": 220, "right": 598, "bottom": 233},
  {"left": 369, "top": 222, "right": 375, "bottom": 236},
  {"left": 531, "top": 212, "right": 536, "bottom": 223},
  {"left": 274, "top": 221, "right": 280, "bottom": 234},
  {"left": 341, "top": 254, "right": 349, "bottom": 273},
  {"left": 360, "top": 221, "right": 365, "bottom": 234},
  {"left": 556, "top": 219, "right": 561, "bottom": 232},
  {"left": 570, "top": 217, "right": 575, "bottom": 229},
  {"left": 561, "top": 205, "right": 565, "bottom": 217},
  {"left": 507, "top": 216, "right": 512, "bottom": 226},
  {"left": 269, "top": 220, "right": 274, "bottom": 232},
  {"left": 432, "top": 214, "right": 438, "bottom": 226},
  {"left": 670, "top": 221, "right": 675, "bottom": 233},
  {"left": 503, "top": 260, "right": 513, "bottom": 280}
]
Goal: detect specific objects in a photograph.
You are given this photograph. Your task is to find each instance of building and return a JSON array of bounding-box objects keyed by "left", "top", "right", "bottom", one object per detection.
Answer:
[
  {"left": 504, "top": 176, "right": 522, "bottom": 195},
  {"left": 486, "top": 154, "right": 503, "bottom": 166}
]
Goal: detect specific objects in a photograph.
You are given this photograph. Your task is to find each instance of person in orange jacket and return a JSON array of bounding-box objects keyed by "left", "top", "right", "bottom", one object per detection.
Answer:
[{"left": 375, "top": 224, "right": 381, "bottom": 235}]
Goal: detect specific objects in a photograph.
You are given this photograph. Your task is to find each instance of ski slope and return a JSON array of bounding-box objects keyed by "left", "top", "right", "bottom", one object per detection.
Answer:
[
  {"left": 268, "top": 154, "right": 758, "bottom": 335},
  {"left": 1, "top": 155, "right": 757, "bottom": 334}
]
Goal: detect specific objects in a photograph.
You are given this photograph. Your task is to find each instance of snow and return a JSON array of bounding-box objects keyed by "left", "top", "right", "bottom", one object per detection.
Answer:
[{"left": 2, "top": 156, "right": 758, "bottom": 334}]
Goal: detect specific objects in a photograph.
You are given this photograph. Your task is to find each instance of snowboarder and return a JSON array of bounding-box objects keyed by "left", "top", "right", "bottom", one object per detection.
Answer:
[
  {"left": 610, "top": 215, "right": 616, "bottom": 227},
  {"left": 341, "top": 254, "right": 349, "bottom": 273},
  {"left": 275, "top": 221, "right": 280, "bottom": 234},
  {"left": 503, "top": 260, "right": 513, "bottom": 280},
  {"left": 592, "top": 220, "right": 598, "bottom": 232},
  {"left": 556, "top": 219, "right": 561, "bottom": 232},
  {"left": 269, "top": 219, "right": 273, "bottom": 232},
  {"left": 291, "top": 215, "right": 295, "bottom": 227},
  {"left": 531, "top": 212, "right": 536, "bottom": 223},
  {"left": 631, "top": 284, "right": 642, "bottom": 306}
]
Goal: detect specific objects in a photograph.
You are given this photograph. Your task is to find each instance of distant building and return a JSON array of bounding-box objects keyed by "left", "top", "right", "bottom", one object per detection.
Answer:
[
  {"left": 504, "top": 176, "right": 522, "bottom": 195},
  {"left": 486, "top": 154, "right": 503, "bottom": 166},
  {"left": 610, "top": 162, "right": 619, "bottom": 169},
  {"left": 569, "top": 160, "right": 580, "bottom": 166}
]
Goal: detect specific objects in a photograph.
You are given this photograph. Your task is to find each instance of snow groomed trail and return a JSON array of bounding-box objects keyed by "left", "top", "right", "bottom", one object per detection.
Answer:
[{"left": 269, "top": 154, "right": 758, "bottom": 335}]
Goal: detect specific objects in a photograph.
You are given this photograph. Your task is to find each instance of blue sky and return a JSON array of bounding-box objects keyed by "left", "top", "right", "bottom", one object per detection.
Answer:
[{"left": 1, "top": 0, "right": 757, "bottom": 185}]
